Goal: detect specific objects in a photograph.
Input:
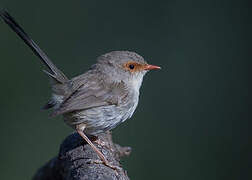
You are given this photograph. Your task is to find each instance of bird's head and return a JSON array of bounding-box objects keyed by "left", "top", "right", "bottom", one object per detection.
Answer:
[{"left": 94, "top": 51, "right": 161, "bottom": 91}]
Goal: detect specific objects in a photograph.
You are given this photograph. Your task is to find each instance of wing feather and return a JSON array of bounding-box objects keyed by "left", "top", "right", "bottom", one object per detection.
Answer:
[{"left": 51, "top": 80, "right": 128, "bottom": 116}]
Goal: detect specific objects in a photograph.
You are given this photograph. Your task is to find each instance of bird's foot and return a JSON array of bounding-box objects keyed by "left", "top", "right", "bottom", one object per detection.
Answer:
[
  {"left": 94, "top": 138, "right": 111, "bottom": 150},
  {"left": 87, "top": 159, "right": 122, "bottom": 171}
]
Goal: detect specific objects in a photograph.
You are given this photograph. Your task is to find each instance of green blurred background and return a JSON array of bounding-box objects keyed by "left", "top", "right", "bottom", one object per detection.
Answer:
[{"left": 0, "top": 0, "right": 250, "bottom": 179}]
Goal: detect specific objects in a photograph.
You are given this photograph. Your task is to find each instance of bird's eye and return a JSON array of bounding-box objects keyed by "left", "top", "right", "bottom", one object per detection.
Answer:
[{"left": 129, "top": 64, "right": 135, "bottom": 69}]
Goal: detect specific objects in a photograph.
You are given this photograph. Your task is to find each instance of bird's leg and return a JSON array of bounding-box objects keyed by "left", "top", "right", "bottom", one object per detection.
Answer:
[
  {"left": 76, "top": 124, "right": 107, "bottom": 163},
  {"left": 76, "top": 124, "right": 120, "bottom": 170}
]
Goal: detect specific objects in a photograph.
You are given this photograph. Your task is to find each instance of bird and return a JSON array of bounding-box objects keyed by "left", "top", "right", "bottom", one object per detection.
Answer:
[{"left": 0, "top": 10, "right": 161, "bottom": 169}]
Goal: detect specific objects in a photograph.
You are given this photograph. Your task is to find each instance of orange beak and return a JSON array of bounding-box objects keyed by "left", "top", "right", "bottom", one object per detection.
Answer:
[{"left": 144, "top": 64, "right": 161, "bottom": 70}]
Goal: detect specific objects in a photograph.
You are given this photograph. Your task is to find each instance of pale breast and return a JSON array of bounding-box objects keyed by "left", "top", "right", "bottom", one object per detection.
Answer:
[{"left": 63, "top": 91, "right": 139, "bottom": 135}]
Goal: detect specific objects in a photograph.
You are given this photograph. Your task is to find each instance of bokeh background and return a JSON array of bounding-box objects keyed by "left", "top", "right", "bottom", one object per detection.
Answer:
[{"left": 0, "top": 0, "right": 250, "bottom": 179}]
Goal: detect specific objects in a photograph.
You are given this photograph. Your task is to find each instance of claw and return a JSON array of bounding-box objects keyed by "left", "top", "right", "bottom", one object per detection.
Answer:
[
  {"left": 94, "top": 139, "right": 111, "bottom": 149},
  {"left": 87, "top": 159, "right": 122, "bottom": 172}
]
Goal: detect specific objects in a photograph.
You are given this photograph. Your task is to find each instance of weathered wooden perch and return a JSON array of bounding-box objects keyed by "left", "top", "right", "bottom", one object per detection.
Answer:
[{"left": 33, "top": 132, "right": 131, "bottom": 180}]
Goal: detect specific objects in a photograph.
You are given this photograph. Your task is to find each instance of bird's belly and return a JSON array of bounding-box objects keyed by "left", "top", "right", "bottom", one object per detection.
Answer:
[{"left": 63, "top": 102, "right": 138, "bottom": 135}]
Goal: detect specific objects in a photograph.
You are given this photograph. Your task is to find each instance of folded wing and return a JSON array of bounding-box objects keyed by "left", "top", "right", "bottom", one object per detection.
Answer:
[{"left": 51, "top": 80, "right": 128, "bottom": 116}]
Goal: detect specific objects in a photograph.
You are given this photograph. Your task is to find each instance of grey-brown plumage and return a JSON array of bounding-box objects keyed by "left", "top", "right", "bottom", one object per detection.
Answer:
[{"left": 0, "top": 10, "right": 160, "bottom": 169}]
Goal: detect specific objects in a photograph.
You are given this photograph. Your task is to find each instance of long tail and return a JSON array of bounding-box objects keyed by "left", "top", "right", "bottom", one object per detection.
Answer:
[{"left": 0, "top": 10, "right": 68, "bottom": 83}]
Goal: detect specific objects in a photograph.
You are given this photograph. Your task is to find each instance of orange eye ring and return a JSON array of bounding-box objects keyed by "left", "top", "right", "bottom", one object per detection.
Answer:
[{"left": 123, "top": 61, "right": 144, "bottom": 72}]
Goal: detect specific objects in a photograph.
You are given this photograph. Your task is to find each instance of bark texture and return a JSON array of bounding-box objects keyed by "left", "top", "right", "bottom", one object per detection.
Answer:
[{"left": 33, "top": 132, "right": 131, "bottom": 180}]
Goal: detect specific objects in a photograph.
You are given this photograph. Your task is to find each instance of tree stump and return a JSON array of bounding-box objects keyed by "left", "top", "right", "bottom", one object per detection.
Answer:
[{"left": 33, "top": 132, "right": 131, "bottom": 180}]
